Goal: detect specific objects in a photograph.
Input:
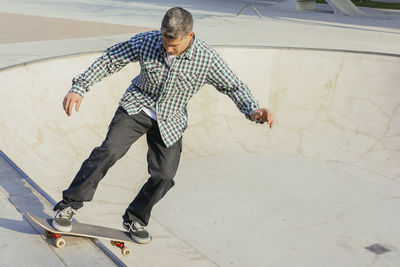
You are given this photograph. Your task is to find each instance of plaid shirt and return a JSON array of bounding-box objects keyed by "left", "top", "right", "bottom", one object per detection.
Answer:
[{"left": 70, "top": 30, "right": 260, "bottom": 147}]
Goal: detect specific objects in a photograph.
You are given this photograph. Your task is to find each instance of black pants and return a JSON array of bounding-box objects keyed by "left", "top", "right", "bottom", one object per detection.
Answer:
[{"left": 55, "top": 107, "right": 182, "bottom": 226}]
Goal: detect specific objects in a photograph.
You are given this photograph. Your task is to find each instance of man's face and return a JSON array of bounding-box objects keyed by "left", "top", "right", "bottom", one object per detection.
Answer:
[{"left": 162, "top": 32, "right": 194, "bottom": 56}]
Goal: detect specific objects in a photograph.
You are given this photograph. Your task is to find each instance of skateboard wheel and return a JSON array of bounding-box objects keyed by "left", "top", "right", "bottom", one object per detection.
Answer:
[
  {"left": 121, "top": 247, "right": 131, "bottom": 256},
  {"left": 55, "top": 238, "right": 66, "bottom": 248}
]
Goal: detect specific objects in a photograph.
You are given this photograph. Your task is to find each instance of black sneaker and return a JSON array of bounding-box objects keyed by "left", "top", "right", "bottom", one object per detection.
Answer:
[
  {"left": 123, "top": 220, "right": 152, "bottom": 244},
  {"left": 52, "top": 206, "right": 76, "bottom": 232}
]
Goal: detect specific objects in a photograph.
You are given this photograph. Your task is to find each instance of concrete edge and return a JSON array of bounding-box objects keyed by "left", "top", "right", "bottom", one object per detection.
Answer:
[
  {"left": 215, "top": 45, "right": 400, "bottom": 57},
  {"left": 1, "top": 45, "right": 399, "bottom": 72},
  {"left": 0, "top": 149, "right": 127, "bottom": 267}
]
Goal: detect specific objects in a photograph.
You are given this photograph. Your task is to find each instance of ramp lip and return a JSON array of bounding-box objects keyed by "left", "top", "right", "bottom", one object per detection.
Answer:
[{"left": 1, "top": 45, "right": 399, "bottom": 72}]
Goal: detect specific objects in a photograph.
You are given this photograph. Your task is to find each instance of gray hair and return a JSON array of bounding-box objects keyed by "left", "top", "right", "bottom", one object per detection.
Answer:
[{"left": 161, "top": 7, "right": 193, "bottom": 39}]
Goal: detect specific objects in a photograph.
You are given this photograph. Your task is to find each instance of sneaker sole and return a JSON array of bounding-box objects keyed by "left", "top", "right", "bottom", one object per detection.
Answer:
[
  {"left": 123, "top": 223, "right": 152, "bottom": 244},
  {"left": 52, "top": 220, "right": 72, "bottom": 232},
  {"left": 131, "top": 234, "right": 152, "bottom": 244}
]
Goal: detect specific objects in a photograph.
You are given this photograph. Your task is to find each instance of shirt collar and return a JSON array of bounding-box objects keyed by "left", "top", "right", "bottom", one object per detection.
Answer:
[{"left": 181, "top": 36, "right": 196, "bottom": 60}]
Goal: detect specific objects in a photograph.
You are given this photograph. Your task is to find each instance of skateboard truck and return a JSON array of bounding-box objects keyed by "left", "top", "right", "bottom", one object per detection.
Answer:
[
  {"left": 45, "top": 230, "right": 66, "bottom": 248},
  {"left": 111, "top": 241, "right": 131, "bottom": 256}
]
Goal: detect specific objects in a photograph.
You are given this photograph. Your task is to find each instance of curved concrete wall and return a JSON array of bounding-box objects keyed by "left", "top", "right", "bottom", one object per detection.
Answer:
[
  {"left": 1, "top": 47, "right": 398, "bottom": 187},
  {"left": 1, "top": 47, "right": 399, "bottom": 265}
]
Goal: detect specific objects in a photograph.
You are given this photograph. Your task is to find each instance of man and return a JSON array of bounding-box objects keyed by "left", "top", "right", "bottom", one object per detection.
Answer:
[{"left": 52, "top": 7, "right": 274, "bottom": 244}]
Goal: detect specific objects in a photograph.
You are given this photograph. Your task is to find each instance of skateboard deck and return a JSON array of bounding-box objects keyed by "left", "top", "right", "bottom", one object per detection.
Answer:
[{"left": 27, "top": 212, "right": 142, "bottom": 256}]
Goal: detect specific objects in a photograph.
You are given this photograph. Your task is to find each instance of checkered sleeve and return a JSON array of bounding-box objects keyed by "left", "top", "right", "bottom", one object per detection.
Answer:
[
  {"left": 206, "top": 52, "right": 260, "bottom": 121},
  {"left": 69, "top": 36, "right": 142, "bottom": 96}
]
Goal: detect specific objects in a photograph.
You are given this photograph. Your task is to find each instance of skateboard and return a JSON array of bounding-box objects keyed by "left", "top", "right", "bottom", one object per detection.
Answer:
[{"left": 27, "top": 212, "right": 142, "bottom": 256}]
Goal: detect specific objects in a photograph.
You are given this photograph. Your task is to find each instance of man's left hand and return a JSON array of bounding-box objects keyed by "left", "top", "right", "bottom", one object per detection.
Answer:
[{"left": 251, "top": 108, "right": 275, "bottom": 128}]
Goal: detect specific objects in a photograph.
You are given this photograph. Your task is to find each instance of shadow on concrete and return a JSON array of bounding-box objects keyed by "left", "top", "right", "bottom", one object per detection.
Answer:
[
  {"left": 0, "top": 151, "right": 54, "bottom": 233},
  {"left": 0, "top": 218, "right": 38, "bottom": 235}
]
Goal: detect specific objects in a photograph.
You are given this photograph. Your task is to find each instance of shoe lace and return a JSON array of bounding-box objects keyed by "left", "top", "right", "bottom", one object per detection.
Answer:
[
  {"left": 58, "top": 207, "right": 75, "bottom": 219},
  {"left": 127, "top": 221, "right": 145, "bottom": 232}
]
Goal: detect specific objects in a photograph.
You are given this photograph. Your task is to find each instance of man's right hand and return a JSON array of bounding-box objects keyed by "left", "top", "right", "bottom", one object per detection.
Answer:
[{"left": 63, "top": 92, "right": 83, "bottom": 116}]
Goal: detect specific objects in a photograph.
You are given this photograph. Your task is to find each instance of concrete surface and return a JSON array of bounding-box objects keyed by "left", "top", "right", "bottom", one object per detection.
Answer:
[
  {"left": 0, "top": 0, "right": 399, "bottom": 266},
  {"left": 1, "top": 47, "right": 399, "bottom": 266},
  {"left": 0, "top": 152, "right": 116, "bottom": 266},
  {"left": 1, "top": 0, "right": 400, "bottom": 68},
  {"left": 0, "top": 12, "right": 152, "bottom": 44}
]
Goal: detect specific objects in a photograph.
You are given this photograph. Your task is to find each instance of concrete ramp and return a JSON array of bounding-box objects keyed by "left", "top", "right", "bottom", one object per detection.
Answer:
[
  {"left": 1, "top": 47, "right": 400, "bottom": 266},
  {"left": 326, "top": 0, "right": 366, "bottom": 16}
]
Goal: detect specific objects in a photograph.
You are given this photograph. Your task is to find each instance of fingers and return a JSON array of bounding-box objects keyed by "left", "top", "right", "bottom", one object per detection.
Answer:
[
  {"left": 267, "top": 113, "right": 274, "bottom": 128},
  {"left": 252, "top": 108, "right": 275, "bottom": 128},
  {"left": 63, "top": 96, "right": 72, "bottom": 116},
  {"left": 75, "top": 98, "right": 81, "bottom": 112},
  {"left": 63, "top": 93, "right": 82, "bottom": 117},
  {"left": 264, "top": 110, "right": 274, "bottom": 128},
  {"left": 67, "top": 100, "right": 74, "bottom": 116},
  {"left": 262, "top": 111, "right": 272, "bottom": 128},
  {"left": 63, "top": 96, "right": 68, "bottom": 113}
]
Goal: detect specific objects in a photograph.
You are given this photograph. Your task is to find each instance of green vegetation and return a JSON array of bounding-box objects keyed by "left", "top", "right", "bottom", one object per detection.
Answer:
[{"left": 316, "top": 0, "right": 400, "bottom": 10}]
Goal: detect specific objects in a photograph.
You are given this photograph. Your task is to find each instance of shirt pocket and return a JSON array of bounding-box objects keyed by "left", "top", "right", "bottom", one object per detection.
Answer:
[
  {"left": 143, "top": 61, "right": 162, "bottom": 86},
  {"left": 175, "top": 72, "right": 198, "bottom": 93}
]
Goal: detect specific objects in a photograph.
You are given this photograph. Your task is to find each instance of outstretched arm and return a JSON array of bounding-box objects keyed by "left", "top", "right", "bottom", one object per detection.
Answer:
[
  {"left": 70, "top": 39, "right": 140, "bottom": 96},
  {"left": 64, "top": 36, "right": 142, "bottom": 116},
  {"left": 206, "top": 53, "right": 274, "bottom": 128}
]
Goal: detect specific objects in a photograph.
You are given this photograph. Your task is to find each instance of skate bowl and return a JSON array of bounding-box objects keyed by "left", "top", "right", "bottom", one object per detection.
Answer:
[{"left": 0, "top": 46, "right": 399, "bottom": 266}]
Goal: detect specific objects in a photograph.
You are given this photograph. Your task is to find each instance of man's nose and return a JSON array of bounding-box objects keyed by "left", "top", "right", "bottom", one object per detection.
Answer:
[{"left": 166, "top": 46, "right": 174, "bottom": 53}]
